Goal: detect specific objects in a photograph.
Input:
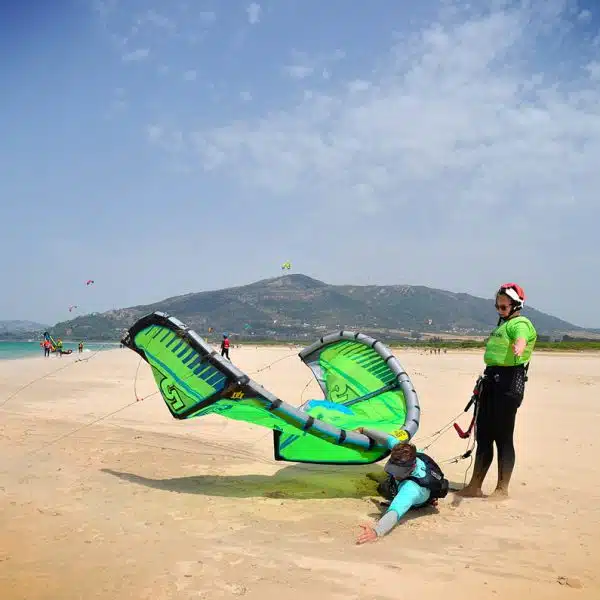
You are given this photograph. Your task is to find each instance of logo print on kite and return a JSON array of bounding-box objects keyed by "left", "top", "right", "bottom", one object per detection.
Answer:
[
  {"left": 160, "top": 374, "right": 186, "bottom": 412},
  {"left": 121, "top": 312, "right": 422, "bottom": 465},
  {"left": 330, "top": 383, "right": 352, "bottom": 403}
]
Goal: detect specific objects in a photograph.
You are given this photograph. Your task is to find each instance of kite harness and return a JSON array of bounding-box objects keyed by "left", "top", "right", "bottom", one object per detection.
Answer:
[
  {"left": 377, "top": 453, "right": 449, "bottom": 507},
  {"left": 453, "top": 361, "right": 531, "bottom": 440}
]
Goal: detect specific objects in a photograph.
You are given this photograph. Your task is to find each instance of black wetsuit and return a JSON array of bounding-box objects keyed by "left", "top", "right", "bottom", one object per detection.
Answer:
[{"left": 474, "top": 365, "right": 527, "bottom": 485}]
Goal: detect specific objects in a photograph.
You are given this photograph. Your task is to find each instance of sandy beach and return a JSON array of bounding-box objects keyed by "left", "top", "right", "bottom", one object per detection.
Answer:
[{"left": 1, "top": 345, "right": 599, "bottom": 599}]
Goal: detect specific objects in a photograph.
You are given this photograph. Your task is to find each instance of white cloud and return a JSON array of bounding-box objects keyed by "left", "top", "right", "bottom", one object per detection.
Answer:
[
  {"left": 183, "top": 70, "right": 197, "bottom": 81},
  {"left": 121, "top": 48, "right": 149, "bottom": 62},
  {"left": 146, "top": 124, "right": 162, "bottom": 143},
  {"left": 146, "top": 125, "right": 185, "bottom": 154},
  {"left": 141, "top": 2, "right": 600, "bottom": 325},
  {"left": 283, "top": 48, "right": 345, "bottom": 81},
  {"left": 284, "top": 65, "right": 313, "bottom": 79},
  {"left": 144, "top": 9, "right": 176, "bottom": 31},
  {"left": 186, "top": 3, "right": 600, "bottom": 231},
  {"left": 92, "top": 0, "right": 118, "bottom": 18},
  {"left": 347, "top": 79, "right": 370, "bottom": 93},
  {"left": 247, "top": 3, "right": 261, "bottom": 25}
]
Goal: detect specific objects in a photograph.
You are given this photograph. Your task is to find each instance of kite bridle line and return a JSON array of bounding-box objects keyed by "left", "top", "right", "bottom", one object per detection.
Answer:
[
  {"left": 413, "top": 409, "right": 468, "bottom": 451},
  {"left": 8, "top": 346, "right": 147, "bottom": 455},
  {"left": 28, "top": 353, "right": 277, "bottom": 464},
  {"left": 0, "top": 342, "right": 113, "bottom": 410},
  {"left": 0, "top": 338, "right": 298, "bottom": 460},
  {"left": 132, "top": 352, "right": 291, "bottom": 466},
  {"left": 132, "top": 343, "right": 299, "bottom": 402},
  {"left": 409, "top": 376, "right": 483, "bottom": 486},
  {"left": 28, "top": 398, "right": 141, "bottom": 456},
  {"left": 443, "top": 398, "right": 480, "bottom": 488},
  {"left": 128, "top": 325, "right": 481, "bottom": 477},
  {"left": 245, "top": 350, "right": 299, "bottom": 375}
]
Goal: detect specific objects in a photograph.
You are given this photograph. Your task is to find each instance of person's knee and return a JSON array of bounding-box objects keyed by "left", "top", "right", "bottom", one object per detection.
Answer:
[
  {"left": 498, "top": 438, "right": 515, "bottom": 457},
  {"left": 478, "top": 448, "right": 493, "bottom": 461}
]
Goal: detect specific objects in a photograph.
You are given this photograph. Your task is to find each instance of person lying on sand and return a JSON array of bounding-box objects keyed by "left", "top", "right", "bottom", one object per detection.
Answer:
[{"left": 354, "top": 429, "right": 449, "bottom": 545}]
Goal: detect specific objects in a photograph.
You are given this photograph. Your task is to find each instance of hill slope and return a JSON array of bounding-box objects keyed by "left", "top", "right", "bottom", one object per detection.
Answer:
[
  {"left": 0, "top": 320, "right": 48, "bottom": 337},
  {"left": 47, "top": 274, "right": 583, "bottom": 341}
]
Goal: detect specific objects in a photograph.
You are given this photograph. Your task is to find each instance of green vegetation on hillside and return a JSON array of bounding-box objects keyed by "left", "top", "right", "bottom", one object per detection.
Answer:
[
  {"left": 18, "top": 274, "right": 598, "bottom": 344},
  {"left": 229, "top": 337, "right": 600, "bottom": 352},
  {"left": 389, "top": 339, "right": 600, "bottom": 352}
]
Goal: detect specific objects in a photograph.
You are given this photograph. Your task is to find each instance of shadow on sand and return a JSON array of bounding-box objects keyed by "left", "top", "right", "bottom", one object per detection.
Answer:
[{"left": 101, "top": 463, "right": 386, "bottom": 500}]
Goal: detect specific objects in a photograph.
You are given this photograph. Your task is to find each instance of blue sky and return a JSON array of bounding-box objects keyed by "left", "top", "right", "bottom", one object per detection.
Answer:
[{"left": 2, "top": 0, "right": 599, "bottom": 328}]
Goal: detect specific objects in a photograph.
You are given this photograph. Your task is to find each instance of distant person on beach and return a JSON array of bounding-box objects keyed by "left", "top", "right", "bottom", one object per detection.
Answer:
[
  {"left": 353, "top": 430, "right": 448, "bottom": 545},
  {"left": 56, "top": 339, "right": 63, "bottom": 356},
  {"left": 220, "top": 334, "right": 230, "bottom": 359},
  {"left": 458, "top": 282, "right": 537, "bottom": 499},
  {"left": 78, "top": 341, "right": 84, "bottom": 354},
  {"left": 43, "top": 339, "right": 51, "bottom": 357}
]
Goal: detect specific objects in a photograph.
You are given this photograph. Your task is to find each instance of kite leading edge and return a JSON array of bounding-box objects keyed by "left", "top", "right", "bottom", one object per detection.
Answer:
[{"left": 121, "top": 312, "right": 420, "bottom": 465}]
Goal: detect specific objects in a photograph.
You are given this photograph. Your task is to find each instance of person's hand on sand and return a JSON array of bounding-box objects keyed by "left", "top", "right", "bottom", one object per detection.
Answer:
[{"left": 356, "top": 524, "right": 378, "bottom": 545}]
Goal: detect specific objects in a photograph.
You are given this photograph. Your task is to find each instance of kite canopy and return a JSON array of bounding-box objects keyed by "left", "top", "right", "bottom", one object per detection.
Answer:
[
  {"left": 121, "top": 312, "right": 420, "bottom": 465},
  {"left": 279, "top": 331, "right": 420, "bottom": 463}
]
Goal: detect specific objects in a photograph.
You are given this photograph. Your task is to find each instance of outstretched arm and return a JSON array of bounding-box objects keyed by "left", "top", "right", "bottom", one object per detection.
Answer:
[
  {"left": 509, "top": 319, "right": 535, "bottom": 357},
  {"left": 356, "top": 481, "right": 426, "bottom": 544},
  {"left": 376, "top": 481, "right": 424, "bottom": 535},
  {"left": 512, "top": 337, "right": 527, "bottom": 356}
]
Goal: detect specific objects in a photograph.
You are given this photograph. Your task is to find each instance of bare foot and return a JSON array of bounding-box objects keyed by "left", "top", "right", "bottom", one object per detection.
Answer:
[
  {"left": 455, "top": 486, "right": 485, "bottom": 498},
  {"left": 490, "top": 488, "right": 509, "bottom": 500}
]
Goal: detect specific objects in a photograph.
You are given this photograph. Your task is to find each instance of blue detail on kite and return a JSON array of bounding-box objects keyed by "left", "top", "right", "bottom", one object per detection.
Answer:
[{"left": 304, "top": 399, "right": 354, "bottom": 415}]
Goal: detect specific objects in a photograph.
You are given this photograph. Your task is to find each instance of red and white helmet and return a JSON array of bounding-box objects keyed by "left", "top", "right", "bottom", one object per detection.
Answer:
[{"left": 498, "top": 282, "right": 525, "bottom": 309}]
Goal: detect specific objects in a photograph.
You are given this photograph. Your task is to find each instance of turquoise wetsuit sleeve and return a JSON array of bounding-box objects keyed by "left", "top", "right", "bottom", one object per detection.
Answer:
[{"left": 374, "top": 480, "right": 428, "bottom": 537}]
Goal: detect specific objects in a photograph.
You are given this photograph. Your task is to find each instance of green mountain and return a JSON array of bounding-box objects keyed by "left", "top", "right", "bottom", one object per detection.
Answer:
[
  {"left": 0, "top": 320, "right": 48, "bottom": 339},
  {"left": 46, "top": 274, "right": 586, "bottom": 342}
]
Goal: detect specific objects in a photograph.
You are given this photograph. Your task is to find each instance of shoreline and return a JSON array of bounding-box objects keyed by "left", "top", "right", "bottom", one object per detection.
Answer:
[{"left": 2, "top": 344, "right": 599, "bottom": 365}]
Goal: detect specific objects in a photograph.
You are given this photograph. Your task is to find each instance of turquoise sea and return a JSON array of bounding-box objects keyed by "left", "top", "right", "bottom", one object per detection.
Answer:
[{"left": 0, "top": 341, "right": 119, "bottom": 361}]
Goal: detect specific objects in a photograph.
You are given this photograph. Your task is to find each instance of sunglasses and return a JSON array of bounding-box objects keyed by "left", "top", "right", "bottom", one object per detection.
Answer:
[{"left": 495, "top": 303, "right": 510, "bottom": 310}]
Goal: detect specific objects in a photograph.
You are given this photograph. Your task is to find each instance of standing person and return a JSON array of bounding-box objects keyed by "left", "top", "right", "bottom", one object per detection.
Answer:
[
  {"left": 43, "top": 339, "right": 51, "bottom": 357},
  {"left": 458, "top": 282, "right": 537, "bottom": 499},
  {"left": 220, "top": 333, "right": 230, "bottom": 360}
]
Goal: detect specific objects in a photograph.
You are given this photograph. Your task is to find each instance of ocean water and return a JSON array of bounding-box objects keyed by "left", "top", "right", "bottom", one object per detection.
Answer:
[{"left": 0, "top": 341, "right": 118, "bottom": 361}]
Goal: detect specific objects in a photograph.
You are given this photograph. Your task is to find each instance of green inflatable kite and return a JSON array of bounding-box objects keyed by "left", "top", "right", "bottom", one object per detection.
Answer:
[{"left": 121, "top": 312, "right": 420, "bottom": 465}]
